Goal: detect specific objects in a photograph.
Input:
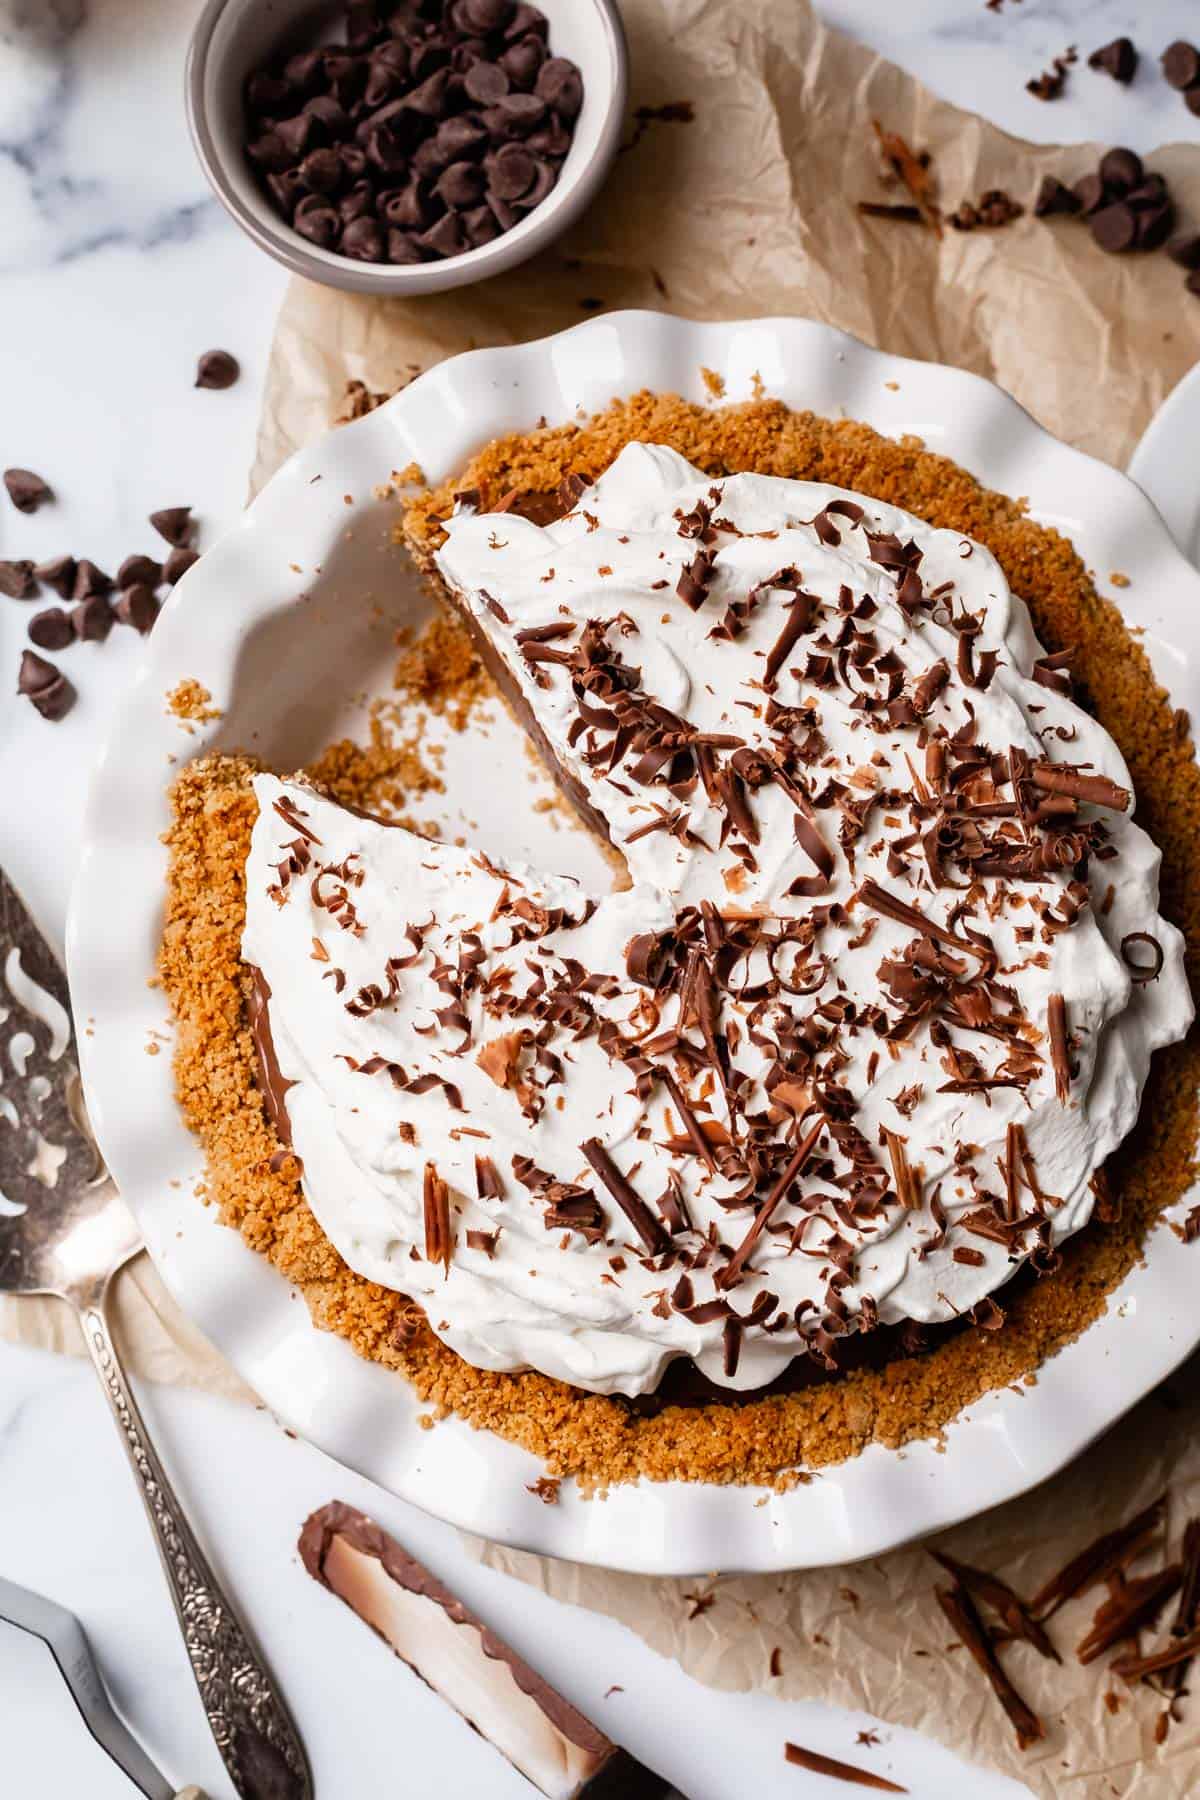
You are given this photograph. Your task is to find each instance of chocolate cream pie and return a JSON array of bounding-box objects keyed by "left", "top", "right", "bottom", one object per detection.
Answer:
[{"left": 239, "top": 439, "right": 1190, "bottom": 1402}]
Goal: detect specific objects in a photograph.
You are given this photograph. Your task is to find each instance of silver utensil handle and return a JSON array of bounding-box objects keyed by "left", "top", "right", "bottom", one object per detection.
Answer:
[{"left": 79, "top": 1300, "right": 313, "bottom": 1800}]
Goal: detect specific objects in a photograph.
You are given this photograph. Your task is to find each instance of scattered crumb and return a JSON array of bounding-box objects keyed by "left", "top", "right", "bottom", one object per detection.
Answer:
[
  {"left": 166, "top": 678, "right": 222, "bottom": 724},
  {"left": 700, "top": 366, "right": 726, "bottom": 399}
]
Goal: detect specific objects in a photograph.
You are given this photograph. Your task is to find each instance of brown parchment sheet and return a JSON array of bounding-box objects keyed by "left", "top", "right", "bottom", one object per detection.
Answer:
[{"left": 10, "top": 0, "right": 1200, "bottom": 1790}]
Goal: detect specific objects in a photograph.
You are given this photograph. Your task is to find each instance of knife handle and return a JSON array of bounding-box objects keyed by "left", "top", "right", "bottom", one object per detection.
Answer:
[{"left": 78, "top": 1298, "right": 313, "bottom": 1800}]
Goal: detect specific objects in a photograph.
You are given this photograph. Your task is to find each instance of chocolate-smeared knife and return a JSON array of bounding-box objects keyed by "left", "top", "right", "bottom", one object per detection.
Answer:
[{"left": 300, "top": 1502, "right": 687, "bottom": 1799}]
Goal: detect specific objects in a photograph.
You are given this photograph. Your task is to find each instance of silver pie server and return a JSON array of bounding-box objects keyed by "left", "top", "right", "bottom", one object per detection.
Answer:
[{"left": 0, "top": 867, "right": 313, "bottom": 1800}]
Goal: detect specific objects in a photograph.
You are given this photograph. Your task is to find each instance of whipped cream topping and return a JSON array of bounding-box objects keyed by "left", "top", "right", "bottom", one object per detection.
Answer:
[{"left": 242, "top": 444, "right": 1191, "bottom": 1397}]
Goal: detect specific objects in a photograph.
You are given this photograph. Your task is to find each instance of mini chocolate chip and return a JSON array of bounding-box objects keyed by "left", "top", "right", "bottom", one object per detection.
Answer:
[
  {"left": 71, "top": 596, "right": 113, "bottom": 642},
  {"left": 34, "top": 555, "right": 76, "bottom": 597},
  {"left": 487, "top": 191, "right": 519, "bottom": 231},
  {"left": 284, "top": 50, "right": 326, "bottom": 94},
  {"left": 267, "top": 169, "right": 307, "bottom": 218},
  {"left": 1088, "top": 37, "right": 1137, "bottom": 83},
  {"left": 303, "top": 97, "right": 352, "bottom": 141},
  {"left": 1168, "top": 233, "right": 1200, "bottom": 269},
  {"left": 514, "top": 154, "right": 556, "bottom": 210},
  {"left": 534, "top": 56, "right": 582, "bottom": 120},
  {"left": 149, "top": 507, "right": 193, "bottom": 548},
  {"left": 339, "top": 143, "right": 368, "bottom": 180},
  {"left": 299, "top": 147, "right": 343, "bottom": 195},
  {"left": 340, "top": 179, "right": 377, "bottom": 224},
  {"left": 1072, "top": 172, "right": 1108, "bottom": 215},
  {"left": 418, "top": 210, "right": 466, "bottom": 257},
  {"left": 117, "top": 553, "right": 163, "bottom": 588},
  {"left": 163, "top": 545, "right": 199, "bottom": 584},
  {"left": 28, "top": 607, "right": 73, "bottom": 651},
  {"left": 1162, "top": 39, "right": 1200, "bottom": 90},
  {"left": 435, "top": 114, "right": 489, "bottom": 160},
  {"left": 4, "top": 468, "right": 52, "bottom": 513},
  {"left": 1090, "top": 201, "right": 1137, "bottom": 253},
  {"left": 525, "top": 115, "right": 571, "bottom": 157},
  {"left": 500, "top": 37, "right": 544, "bottom": 89},
  {"left": 387, "top": 228, "right": 425, "bottom": 263},
  {"left": 464, "top": 60, "right": 509, "bottom": 104},
  {"left": 461, "top": 0, "right": 514, "bottom": 30},
  {"left": 403, "top": 68, "right": 452, "bottom": 117},
  {"left": 294, "top": 196, "right": 341, "bottom": 245},
  {"left": 462, "top": 202, "right": 500, "bottom": 245},
  {"left": 73, "top": 558, "right": 112, "bottom": 598},
  {"left": 246, "top": 72, "right": 293, "bottom": 115},
  {"left": 345, "top": 1, "right": 383, "bottom": 47},
  {"left": 1098, "top": 147, "right": 1143, "bottom": 194},
  {"left": 493, "top": 90, "right": 546, "bottom": 131},
  {"left": 366, "top": 124, "right": 414, "bottom": 173},
  {"left": 275, "top": 113, "right": 317, "bottom": 159},
  {"left": 409, "top": 39, "right": 452, "bottom": 83},
  {"left": 194, "top": 349, "right": 240, "bottom": 391},
  {"left": 18, "top": 650, "right": 74, "bottom": 720},
  {"left": 1034, "top": 175, "right": 1081, "bottom": 217},
  {"left": 0, "top": 560, "right": 37, "bottom": 599},
  {"left": 372, "top": 39, "right": 410, "bottom": 80},
  {"left": 340, "top": 216, "right": 386, "bottom": 260},
  {"left": 489, "top": 142, "right": 536, "bottom": 198},
  {"left": 436, "top": 159, "right": 486, "bottom": 207},
  {"left": 324, "top": 51, "right": 366, "bottom": 107},
  {"left": 114, "top": 582, "right": 160, "bottom": 633},
  {"left": 1135, "top": 199, "right": 1175, "bottom": 251},
  {"left": 381, "top": 178, "right": 429, "bottom": 228},
  {"left": 505, "top": 3, "right": 548, "bottom": 42},
  {"left": 363, "top": 59, "right": 401, "bottom": 109},
  {"left": 248, "top": 131, "right": 295, "bottom": 174}
]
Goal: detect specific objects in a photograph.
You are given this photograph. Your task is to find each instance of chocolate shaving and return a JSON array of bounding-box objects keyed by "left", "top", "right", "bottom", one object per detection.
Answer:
[
  {"left": 1121, "top": 932, "right": 1164, "bottom": 984},
  {"left": 881, "top": 1128, "right": 920, "bottom": 1210},
  {"left": 1077, "top": 1564, "right": 1182, "bottom": 1664},
  {"left": 784, "top": 1742, "right": 907, "bottom": 1792},
  {"left": 676, "top": 549, "right": 716, "bottom": 610},
  {"left": 580, "top": 1138, "right": 669, "bottom": 1255},
  {"left": 1030, "top": 762, "right": 1130, "bottom": 813},
  {"left": 935, "top": 1583, "right": 1045, "bottom": 1750},
  {"left": 856, "top": 878, "right": 992, "bottom": 968},
  {"left": 659, "top": 1066, "right": 718, "bottom": 1174},
  {"left": 763, "top": 587, "right": 818, "bottom": 690},
  {"left": 717, "top": 1118, "right": 824, "bottom": 1288},
  {"left": 1030, "top": 1494, "right": 1166, "bottom": 1618}
]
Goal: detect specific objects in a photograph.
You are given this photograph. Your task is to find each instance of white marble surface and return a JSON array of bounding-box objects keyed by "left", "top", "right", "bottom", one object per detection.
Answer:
[{"left": 1, "top": 2, "right": 1197, "bottom": 1796}]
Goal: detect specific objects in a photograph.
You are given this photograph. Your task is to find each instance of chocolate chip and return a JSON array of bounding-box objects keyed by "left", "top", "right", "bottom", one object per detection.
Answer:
[
  {"left": 246, "top": 72, "right": 293, "bottom": 115},
  {"left": 284, "top": 49, "right": 326, "bottom": 94},
  {"left": 73, "top": 558, "right": 112, "bottom": 599},
  {"left": 436, "top": 158, "right": 486, "bottom": 207},
  {"left": 28, "top": 607, "right": 73, "bottom": 651},
  {"left": 500, "top": 37, "right": 544, "bottom": 89},
  {"left": 1098, "top": 147, "right": 1143, "bottom": 194},
  {"left": 488, "top": 90, "right": 546, "bottom": 133},
  {"left": 34, "top": 555, "right": 76, "bottom": 597},
  {"left": 194, "top": 349, "right": 240, "bottom": 390},
  {"left": 1135, "top": 199, "right": 1176, "bottom": 251},
  {"left": 462, "top": 203, "right": 500, "bottom": 246},
  {"left": 18, "top": 650, "right": 74, "bottom": 720},
  {"left": 1090, "top": 201, "right": 1137, "bottom": 253},
  {"left": 418, "top": 211, "right": 466, "bottom": 257},
  {"left": 163, "top": 545, "right": 199, "bottom": 584},
  {"left": 1072, "top": 172, "right": 1108, "bottom": 216},
  {"left": 464, "top": 60, "right": 509, "bottom": 104},
  {"left": 460, "top": 0, "right": 514, "bottom": 29},
  {"left": 276, "top": 112, "right": 318, "bottom": 161},
  {"left": 363, "top": 58, "right": 402, "bottom": 109},
  {"left": 515, "top": 155, "right": 556, "bottom": 210},
  {"left": 525, "top": 114, "right": 571, "bottom": 157},
  {"left": 435, "top": 114, "right": 489, "bottom": 160},
  {"left": 294, "top": 195, "right": 341, "bottom": 245},
  {"left": 341, "top": 216, "right": 386, "bottom": 260},
  {"left": 372, "top": 39, "right": 410, "bottom": 81},
  {"left": 267, "top": 169, "right": 307, "bottom": 218},
  {"left": 248, "top": 131, "right": 295, "bottom": 174},
  {"left": 504, "top": 3, "right": 548, "bottom": 42},
  {"left": 403, "top": 67, "right": 452, "bottom": 117},
  {"left": 488, "top": 142, "right": 536, "bottom": 198},
  {"left": 1186, "top": 268, "right": 1200, "bottom": 297},
  {"left": 117, "top": 553, "right": 163, "bottom": 588},
  {"left": 71, "top": 596, "right": 112, "bottom": 642},
  {"left": 535, "top": 56, "right": 582, "bottom": 119},
  {"left": 4, "top": 468, "right": 52, "bottom": 514},
  {"left": 1186, "top": 86, "right": 1200, "bottom": 118},
  {"left": 387, "top": 227, "right": 425, "bottom": 263},
  {"left": 113, "top": 582, "right": 160, "bottom": 633},
  {"left": 1088, "top": 37, "right": 1137, "bottom": 83},
  {"left": 1034, "top": 175, "right": 1081, "bottom": 217},
  {"left": 340, "top": 179, "right": 377, "bottom": 223},
  {"left": 1168, "top": 233, "right": 1200, "bottom": 269},
  {"left": 345, "top": 1, "right": 383, "bottom": 47},
  {"left": 0, "top": 560, "right": 37, "bottom": 599},
  {"left": 1162, "top": 40, "right": 1200, "bottom": 90},
  {"left": 339, "top": 143, "right": 368, "bottom": 181},
  {"left": 149, "top": 507, "right": 193, "bottom": 548},
  {"left": 379, "top": 179, "right": 427, "bottom": 227},
  {"left": 304, "top": 95, "right": 352, "bottom": 140},
  {"left": 325, "top": 52, "right": 366, "bottom": 106}
]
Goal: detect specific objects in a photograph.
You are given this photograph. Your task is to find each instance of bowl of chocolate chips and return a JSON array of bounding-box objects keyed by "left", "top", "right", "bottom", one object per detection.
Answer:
[{"left": 187, "top": 0, "right": 627, "bottom": 294}]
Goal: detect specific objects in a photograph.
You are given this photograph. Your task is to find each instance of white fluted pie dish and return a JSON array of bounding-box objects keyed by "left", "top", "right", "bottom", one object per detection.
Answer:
[{"left": 68, "top": 313, "right": 1200, "bottom": 1575}]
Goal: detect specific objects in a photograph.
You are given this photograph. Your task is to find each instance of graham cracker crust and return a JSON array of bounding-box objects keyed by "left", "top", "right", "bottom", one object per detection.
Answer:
[{"left": 159, "top": 392, "right": 1200, "bottom": 1491}]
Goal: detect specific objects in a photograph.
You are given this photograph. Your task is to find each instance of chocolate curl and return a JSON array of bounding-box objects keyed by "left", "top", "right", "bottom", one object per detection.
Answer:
[
  {"left": 881, "top": 1128, "right": 920, "bottom": 1210},
  {"left": 935, "top": 1583, "right": 1045, "bottom": 1751},
  {"left": 928, "top": 1552, "right": 1059, "bottom": 1662},
  {"left": 1047, "top": 993, "right": 1071, "bottom": 1103},
  {"left": 423, "top": 1163, "right": 453, "bottom": 1273},
  {"left": 1030, "top": 1493, "right": 1166, "bottom": 1619},
  {"left": 763, "top": 587, "right": 818, "bottom": 690},
  {"left": 1030, "top": 762, "right": 1130, "bottom": 813},
  {"left": 580, "top": 1138, "right": 670, "bottom": 1255}
]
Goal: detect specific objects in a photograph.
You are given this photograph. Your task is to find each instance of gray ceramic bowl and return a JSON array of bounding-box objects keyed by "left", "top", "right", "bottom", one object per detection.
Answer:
[{"left": 186, "top": 0, "right": 628, "bottom": 296}]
